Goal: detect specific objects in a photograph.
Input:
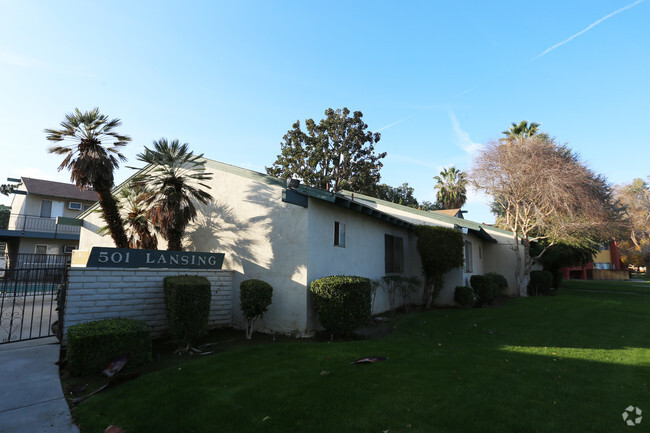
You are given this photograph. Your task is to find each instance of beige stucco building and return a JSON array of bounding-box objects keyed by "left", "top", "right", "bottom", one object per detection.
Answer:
[
  {"left": 77, "top": 160, "right": 524, "bottom": 335},
  {"left": 0, "top": 177, "right": 97, "bottom": 256}
]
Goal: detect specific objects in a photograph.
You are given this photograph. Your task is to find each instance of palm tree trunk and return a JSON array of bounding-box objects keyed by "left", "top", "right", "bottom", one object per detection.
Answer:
[
  {"left": 96, "top": 188, "right": 129, "bottom": 249},
  {"left": 166, "top": 228, "right": 183, "bottom": 251}
]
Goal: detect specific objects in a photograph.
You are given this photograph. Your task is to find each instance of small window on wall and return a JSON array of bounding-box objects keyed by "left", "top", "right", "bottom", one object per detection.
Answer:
[
  {"left": 464, "top": 241, "right": 473, "bottom": 273},
  {"left": 63, "top": 245, "right": 76, "bottom": 254},
  {"left": 35, "top": 245, "right": 47, "bottom": 255},
  {"left": 69, "top": 202, "right": 82, "bottom": 211},
  {"left": 385, "top": 234, "right": 404, "bottom": 273},
  {"left": 334, "top": 221, "right": 346, "bottom": 247}
]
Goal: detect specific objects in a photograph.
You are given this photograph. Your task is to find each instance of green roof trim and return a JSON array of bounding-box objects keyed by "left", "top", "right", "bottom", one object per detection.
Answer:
[
  {"left": 338, "top": 190, "right": 514, "bottom": 237},
  {"left": 289, "top": 184, "right": 416, "bottom": 231},
  {"left": 57, "top": 216, "right": 83, "bottom": 227}
]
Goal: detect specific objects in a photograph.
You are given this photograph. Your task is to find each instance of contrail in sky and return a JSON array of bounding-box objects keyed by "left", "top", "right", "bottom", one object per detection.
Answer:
[
  {"left": 531, "top": 0, "right": 644, "bottom": 61},
  {"left": 377, "top": 117, "right": 410, "bottom": 132}
]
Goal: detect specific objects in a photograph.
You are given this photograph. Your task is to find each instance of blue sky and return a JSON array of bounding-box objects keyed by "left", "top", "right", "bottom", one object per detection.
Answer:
[{"left": 1, "top": 1, "right": 648, "bottom": 224}]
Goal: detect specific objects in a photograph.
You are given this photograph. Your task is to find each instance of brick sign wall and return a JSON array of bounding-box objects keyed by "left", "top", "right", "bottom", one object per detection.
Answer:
[{"left": 63, "top": 267, "right": 234, "bottom": 344}]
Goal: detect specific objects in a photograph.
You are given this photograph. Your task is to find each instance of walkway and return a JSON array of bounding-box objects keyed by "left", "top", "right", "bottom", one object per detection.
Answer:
[{"left": 0, "top": 337, "right": 79, "bottom": 433}]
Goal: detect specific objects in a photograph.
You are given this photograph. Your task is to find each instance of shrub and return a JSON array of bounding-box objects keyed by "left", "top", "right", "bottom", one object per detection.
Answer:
[
  {"left": 415, "top": 225, "right": 465, "bottom": 308},
  {"left": 67, "top": 318, "right": 151, "bottom": 376},
  {"left": 454, "top": 286, "right": 475, "bottom": 307},
  {"left": 240, "top": 279, "right": 273, "bottom": 339},
  {"left": 378, "top": 274, "right": 421, "bottom": 315},
  {"left": 527, "top": 270, "right": 553, "bottom": 296},
  {"left": 164, "top": 275, "right": 211, "bottom": 352},
  {"left": 310, "top": 276, "right": 372, "bottom": 336},
  {"left": 484, "top": 272, "right": 508, "bottom": 296},
  {"left": 470, "top": 275, "right": 497, "bottom": 306}
]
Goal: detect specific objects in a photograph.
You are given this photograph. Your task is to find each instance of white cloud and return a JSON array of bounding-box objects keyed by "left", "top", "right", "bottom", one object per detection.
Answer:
[
  {"left": 448, "top": 111, "right": 483, "bottom": 156},
  {"left": 531, "top": 0, "right": 644, "bottom": 61}
]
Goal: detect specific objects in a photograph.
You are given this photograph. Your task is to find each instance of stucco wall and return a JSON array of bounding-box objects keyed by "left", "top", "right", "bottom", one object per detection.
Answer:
[
  {"left": 78, "top": 161, "right": 311, "bottom": 335},
  {"left": 306, "top": 198, "right": 423, "bottom": 324},
  {"left": 482, "top": 230, "right": 524, "bottom": 296},
  {"left": 63, "top": 267, "right": 233, "bottom": 344},
  {"left": 17, "top": 238, "right": 76, "bottom": 255}
]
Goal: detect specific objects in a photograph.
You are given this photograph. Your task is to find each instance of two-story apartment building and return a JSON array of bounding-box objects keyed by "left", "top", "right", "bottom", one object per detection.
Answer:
[{"left": 0, "top": 177, "right": 98, "bottom": 257}]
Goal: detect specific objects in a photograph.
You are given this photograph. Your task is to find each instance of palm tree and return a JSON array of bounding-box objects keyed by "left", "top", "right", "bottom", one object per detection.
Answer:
[
  {"left": 502, "top": 120, "right": 541, "bottom": 139},
  {"left": 133, "top": 138, "right": 213, "bottom": 251},
  {"left": 96, "top": 185, "right": 159, "bottom": 249},
  {"left": 45, "top": 108, "right": 130, "bottom": 248},
  {"left": 433, "top": 166, "right": 467, "bottom": 209},
  {"left": 118, "top": 185, "right": 159, "bottom": 249}
]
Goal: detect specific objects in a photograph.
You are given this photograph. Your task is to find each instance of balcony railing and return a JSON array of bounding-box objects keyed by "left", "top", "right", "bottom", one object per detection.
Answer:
[{"left": 2, "top": 214, "right": 81, "bottom": 235}]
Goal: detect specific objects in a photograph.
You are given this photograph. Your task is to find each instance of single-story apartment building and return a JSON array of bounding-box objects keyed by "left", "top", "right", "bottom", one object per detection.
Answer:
[{"left": 76, "top": 159, "right": 525, "bottom": 335}]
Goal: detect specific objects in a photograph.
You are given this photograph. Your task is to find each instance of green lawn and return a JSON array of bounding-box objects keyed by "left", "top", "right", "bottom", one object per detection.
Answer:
[{"left": 72, "top": 282, "right": 650, "bottom": 433}]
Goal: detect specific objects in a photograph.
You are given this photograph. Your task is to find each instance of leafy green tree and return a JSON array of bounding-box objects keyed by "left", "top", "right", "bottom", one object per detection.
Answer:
[
  {"left": 266, "top": 108, "right": 386, "bottom": 195},
  {"left": 419, "top": 201, "right": 440, "bottom": 211},
  {"left": 531, "top": 241, "right": 597, "bottom": 289},
  {"left": 375, "top": 182, "right": 419, "bottom": 208},
  {"left": 415, "top": 225, "right": 465, "bottom": 308},
  {"left": 133, "top": 138, "right": 213, "bottom": 251},
  {"left": 433, "top": 166, "right": 467, "bottom": 209},
  {"left": 45, "top": 108, "right": 130, "bottom": 248}
]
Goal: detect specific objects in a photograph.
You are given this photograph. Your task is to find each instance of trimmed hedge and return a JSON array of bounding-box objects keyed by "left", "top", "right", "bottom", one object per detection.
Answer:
[
  {"left": 485, "top": 272, "right": 508, "bottom": 296},
  {"left": 454, "top": 286, "right": 475, "bottom": 307},
  {"left": 67, "top": 318, "right": 151, "bottom": 376},
  {"left": 164, "top": 275, "right": 211, "bottom": 348},
  {"left": 240, "top": 279, "right": 273, "bottom": 320},
  {"left": 527, "top": 270, "right": 553, "bottom": 296},
  {"left": 470, "top": 275, "right": 497, "bottom": 306},
  {"left": 240, "top": 279, "right": 273, "bottom": 339},
  {"left": 310, "top": 276, "right": 372, "bottom": 336}
]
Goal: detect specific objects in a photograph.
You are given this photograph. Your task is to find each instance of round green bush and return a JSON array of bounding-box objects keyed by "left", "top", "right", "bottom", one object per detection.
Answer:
[
  {"left": 310, "top": 275, "right": 372, "bottom": 336},
  {"left": 240, "top": 279, "right": 273, "bottom": 320},
  {"left": 454, "top": 286, "right": 475, "bottom": 307},
  {"left": 470, "top": 275, "right": 497, "bottom": 306},
  {"left": 527, "top": 270, "right": 553, "bottom": 296},
  {"left": 485, "top": 272, "right": 508, "bottom": 296}
]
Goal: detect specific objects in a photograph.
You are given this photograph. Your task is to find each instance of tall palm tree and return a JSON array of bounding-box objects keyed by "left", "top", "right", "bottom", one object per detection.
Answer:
[
  {"left": 118, "top": 185, "right": 159, "bottom": 249},
  {"left": 45, "top": 108, "right": 130, "bottom": 248},
  {"left": 502, "top": 120, "right": 541, "bottom": 139},
  {"left": 96, "top": 184, "right": 159, "bottom": 250},
  {"left": 133, "top": 138, "right": 213, "bottom": 251},
  {"left": 433, "top": 166, "right": 467, "bottom": 209}
]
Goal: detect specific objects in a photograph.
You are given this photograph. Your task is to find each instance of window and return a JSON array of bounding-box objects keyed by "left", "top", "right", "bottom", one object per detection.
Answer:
[
  {"left": 69, "top": 202, "right": 82, "bottom": 211},
  {"left": 385, "top": 234, "right": 404, "bottom": 273},
  {"left": 83, "top": 204, "right": 91, "bottom": 211},
  {"left": 40, "top": 200, "right": 52, "bottom": 218},
  {"left": 63, "top": 245, "right": 76, "bottom": 254},
  {"left": 334, "top": 221, "right": 346, "bottom": 247},
  {"left": 35, "top": 244, "right": 47, "bottom": 255},
  {"left": 464, "top": 241, "right": 473, "bottom": 273},
  {"left": 478, "top": 245, "right": 482, "bottom": 259}
]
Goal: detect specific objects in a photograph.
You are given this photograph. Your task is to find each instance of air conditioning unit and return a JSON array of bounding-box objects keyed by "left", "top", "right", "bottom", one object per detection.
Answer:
[
  {"left": 69, "top": 202, "right": 82, "bottom": 211},
  {"left": 63, "top": 245, "right": 76, "bottom": 254}
]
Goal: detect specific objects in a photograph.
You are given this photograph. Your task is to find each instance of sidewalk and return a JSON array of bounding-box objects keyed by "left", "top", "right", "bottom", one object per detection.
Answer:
[{"left": 0, "top": 337, "right": 80, "bottom": 433}]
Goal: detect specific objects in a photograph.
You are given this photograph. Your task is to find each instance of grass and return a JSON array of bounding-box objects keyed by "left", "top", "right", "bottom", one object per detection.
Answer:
[{"left": 71, "top": 281, "right": 650, "bottom": 433}]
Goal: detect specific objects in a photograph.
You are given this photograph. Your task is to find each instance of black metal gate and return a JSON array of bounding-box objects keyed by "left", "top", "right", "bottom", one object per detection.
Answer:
[{"left": 0, "top": 253, "right": 69, "bottom": 344}]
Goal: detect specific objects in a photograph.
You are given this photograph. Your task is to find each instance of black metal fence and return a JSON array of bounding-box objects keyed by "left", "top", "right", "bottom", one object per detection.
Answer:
[{"left": 0, "top": 253, "right": 69, "bottom": 344}]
